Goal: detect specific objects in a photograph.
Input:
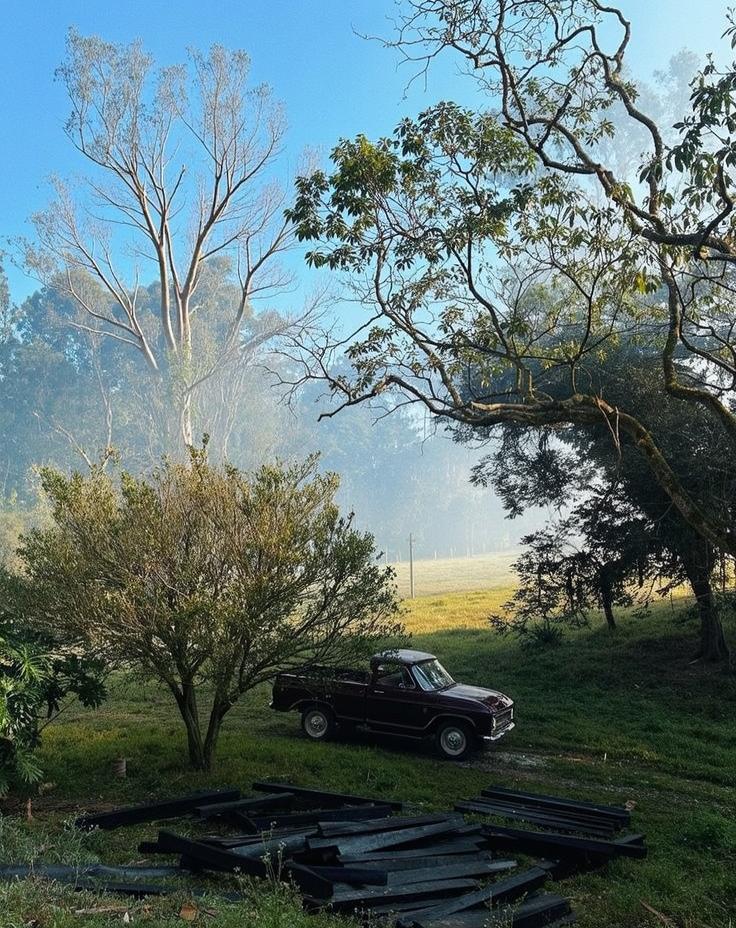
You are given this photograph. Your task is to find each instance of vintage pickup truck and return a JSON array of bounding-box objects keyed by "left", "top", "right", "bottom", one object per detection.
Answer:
[{"left": 271, "top": 649, "right": 514, "bottom": 759}]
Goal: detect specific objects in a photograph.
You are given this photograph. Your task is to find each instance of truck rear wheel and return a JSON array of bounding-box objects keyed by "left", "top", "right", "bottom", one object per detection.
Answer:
[
  {"left": 301, "top": 706, "right": 335, "bottom": 741},
  {"left": 435, "top": 721, "right": 473, "bottom": 760}
]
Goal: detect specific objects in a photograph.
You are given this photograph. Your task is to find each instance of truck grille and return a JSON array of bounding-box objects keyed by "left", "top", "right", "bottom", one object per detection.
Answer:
[{"left": 494, "top": 707, "right": 514, "bottom": 730}]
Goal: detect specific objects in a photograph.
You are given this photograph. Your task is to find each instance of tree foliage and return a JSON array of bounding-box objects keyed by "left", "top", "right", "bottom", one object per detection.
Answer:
[
  {"left": 474, "top": 344, "right": 734, "bottom": 660},
  {"left": 19, "top": 448, "right": 403, "bottom": 770},
  {"left": 0, "top": 572, "right": 106, "bottom": 795},
  {"left": 287, "top": 4, "right": 736, "bottom": 560}
]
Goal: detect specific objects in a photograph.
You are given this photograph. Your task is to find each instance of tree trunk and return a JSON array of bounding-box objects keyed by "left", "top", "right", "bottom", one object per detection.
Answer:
[
  {"left": 598, "top": 564, "right": 617, "bottom": 631},
  {"left": 201, "top": 699, "right": 232, "bottom": 771},
  {"left": 681, "top": 544, "right": 731, "bottom": 664},
  {"left": 174, "top": 682, "right": 208, "bottom": 770}
]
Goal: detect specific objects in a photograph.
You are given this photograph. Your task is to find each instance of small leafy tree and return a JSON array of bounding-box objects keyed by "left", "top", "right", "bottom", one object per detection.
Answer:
[
  {"left": 491, "top": 482, "right": 671, "bottom": 646},
  {"left": 490, "top": 526, "right": 590, "bottom": 648},
  {"left": 20, "top": 449, "right": 403, "bottom": 770},
  {"left": 0, "top": 572, "right": 106, "bottom": 795}
]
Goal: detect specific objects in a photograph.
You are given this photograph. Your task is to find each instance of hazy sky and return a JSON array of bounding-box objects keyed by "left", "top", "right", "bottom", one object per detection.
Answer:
[{"left": 0, "top": 0, "right": 730, "bottom": 299}]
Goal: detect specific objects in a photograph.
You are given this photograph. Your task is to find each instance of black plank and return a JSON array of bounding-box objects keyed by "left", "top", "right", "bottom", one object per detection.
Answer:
[
  {"left": 75, "top": 788, "right": 241, "bottom": 831},
  {"left": 245, "top": 803, "right": 394, "bottom": 831},
  {"left": 322, "top": 877, "right": 480, "bottom": 912},
  {"left": 343, "top": 840, "right": 485, "bottom": 862},
  {"left": 396, "top": 866, "right": 549, "bottom": 926},
  {"left": 309, "top": 819, "right": 463, "bottom": 856},
  {"left": 480, "top": 787, "right": 630, "bottom": 825},
  {"left": 204, "top": 826, "right": 317, "bottom": 848},
  {"left": 195, "top": 792, "right": 296, "bottom": 819},
  {"left": 252, "top": 780, "right": 403, "bottom": 810},
  {"left": 481, "top": 825, "right": 647, "bottom": 860},
  {"left": 388, "top": 858, "right": 517, "bottom": 885},
  {"left": 460, "top": 796, "right": 620, "bottom": 828},
  {"left": 351, "top": 853, "right": 488, "bottom": 872},
  {"left": 301, "top": 864, "right": 388, "bottom": 886},
  {"left": 283, "top": 862, "right": 334, "bottom": 900},
  {"left": 318, "top": 813, "right": 459, "bottom": 838},
  {"left": 455, "top": 801, "right": 616, "bottom": 837},
  {"left": 229, "top": 832, "right": 311, "bottom": 860},
  {"left": 414, "top": 892, "right": 572, "bottom": 928},
  {"left": 74, "top": 879, "right": 171, "bottom": 898},
  {"left": 0, "top": 864, "right": 181, "bottom": 881},
  {"left": 156, "top": 830, "right": 267, "bottom": 877}
]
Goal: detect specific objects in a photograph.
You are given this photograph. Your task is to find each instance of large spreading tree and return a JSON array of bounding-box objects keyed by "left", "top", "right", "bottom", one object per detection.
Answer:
[
  {"left": 286, "top": 3, "right": 736, "bottom": 564},
  {"left": 20, "top": 449, "right": 402, "bottom": 770}
]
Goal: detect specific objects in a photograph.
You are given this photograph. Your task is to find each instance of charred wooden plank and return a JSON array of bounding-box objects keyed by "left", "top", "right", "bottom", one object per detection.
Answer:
[
  {"left": 480, "top": 787, "right": 629, "bottom": 825},
  {"left": 412, "top": 892, "right": 572, "bottom": 928},
  {"left": 282, "top": 862, "right": 333, "bottom": 900},
  {"left": 455, "top": 801, "right": 615, "bottom": 837},
  {"left": 395, "top": 866, "right": 549, "bottom": 926},
  {"left": 75, "top": 788, "right": 240, "bottom": 831},
  {"left": 466, "top": 795, "right": 621, "bottom": 829},
  {"left": 309, "top": 819, "right": 463, "bottom": 856},
  {"left": 481, "top": 825, "right": 647, "bottom": 860},
  {"left": 195, "top": 792, "right": 296, "bottom": 819},
  {"left": 228, "top": 832, "right": 312, "bottom": 860},
  {"left": 342, "top": 840, "right": 485, "bottom": 862},
  {"left": 202, "top": 826, "right": 318, "bottom": 848},
  {"left": 299, "top": 864, "right": 388, "bottom": 886},
  {"left": 245, "top": 803, "right": 393, "bottom": 831},
  {"left": 318, "top": 813, "right": 459, "bottom": 838},
  {"left": 252, "top": 781, "right": 403, "bottom": 810},
  {"left": 320, "top": 877, "right": 480, "bottom": 912},
  {"left": 156, "top": 830, "right": 267, "bottom": 877},
  {"left": 388, "top": 858, "right": 517, "bottom": 885},
  {"left": 348, "top": 853, "right": 492, "bottom": 872}
]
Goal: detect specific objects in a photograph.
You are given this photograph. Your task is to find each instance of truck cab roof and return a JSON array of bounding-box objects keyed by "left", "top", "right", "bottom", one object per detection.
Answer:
[{"left": 372, "top": 649, "right": 436, "bottom": 666}]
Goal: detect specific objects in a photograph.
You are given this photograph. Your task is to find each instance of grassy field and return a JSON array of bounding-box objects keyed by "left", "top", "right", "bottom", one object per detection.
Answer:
[
  {"left": 1, "top": 587, "right": 735, "bottom": 928},
  {"left": 389, "top": 552, "right": 518, "bottom": 598}
]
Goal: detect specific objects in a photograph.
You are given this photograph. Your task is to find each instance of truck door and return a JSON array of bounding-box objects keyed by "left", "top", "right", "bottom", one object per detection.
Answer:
[{"left": 366, "top": 661, "right": 427, "bottom": 733}]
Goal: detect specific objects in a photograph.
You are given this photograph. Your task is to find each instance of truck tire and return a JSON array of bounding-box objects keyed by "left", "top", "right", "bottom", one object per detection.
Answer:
[
  {"left": 301, "top": 706, "right": 335, "bottom": 742},
  {"left": 435, "top": 720, "right": 473, "bottom": 760}
]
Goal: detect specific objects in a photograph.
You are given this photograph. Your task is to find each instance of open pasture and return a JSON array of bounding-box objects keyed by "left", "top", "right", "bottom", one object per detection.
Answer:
[{"left": 1, "top": 589, "right": 734, "bottom": 928}]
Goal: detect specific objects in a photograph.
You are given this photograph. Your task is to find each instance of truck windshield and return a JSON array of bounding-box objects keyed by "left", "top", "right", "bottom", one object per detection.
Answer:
[{"left": 413, "top": 659, "right": 454, "bottom": 691}]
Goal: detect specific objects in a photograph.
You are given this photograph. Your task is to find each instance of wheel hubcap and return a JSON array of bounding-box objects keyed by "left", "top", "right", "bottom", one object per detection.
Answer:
[
  {"left": 441, "top": 728, "right": 466, "bottom": 755},
  {"left": 307, "top": 712, "right": 327, "bottom": 736}
]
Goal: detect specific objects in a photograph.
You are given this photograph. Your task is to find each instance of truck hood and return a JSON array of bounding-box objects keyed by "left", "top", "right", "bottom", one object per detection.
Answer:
[{"left": 440, "top": 683, "right": 512, "bottom": 712}]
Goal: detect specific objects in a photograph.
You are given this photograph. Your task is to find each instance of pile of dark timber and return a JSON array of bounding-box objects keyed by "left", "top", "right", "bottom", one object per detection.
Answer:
[{"left": 0, "top": 781, "right": 647, "bottom": 926}]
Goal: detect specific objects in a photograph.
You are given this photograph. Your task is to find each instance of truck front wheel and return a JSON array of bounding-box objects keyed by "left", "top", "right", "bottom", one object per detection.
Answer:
[
  {"left": 301, "top": 706, "right": 335, "bottom": 741},
  {"left": 435, "top": 721, "right": 473, "bottom": 760}
]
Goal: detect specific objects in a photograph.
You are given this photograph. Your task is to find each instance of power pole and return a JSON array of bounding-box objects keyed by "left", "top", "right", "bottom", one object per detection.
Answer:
[{"left": 409, "top": 532, "right": 415, "bottom": 599}]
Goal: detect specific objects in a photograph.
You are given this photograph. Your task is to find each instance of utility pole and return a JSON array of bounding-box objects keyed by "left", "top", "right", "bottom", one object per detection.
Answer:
[{"left": 409, "top": 533, "right": 415, "bottom": 599}]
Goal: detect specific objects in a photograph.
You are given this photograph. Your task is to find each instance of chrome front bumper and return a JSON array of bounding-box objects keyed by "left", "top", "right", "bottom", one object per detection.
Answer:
[{"left": 481, "top": 721, "right": 515, "bottom": 742}]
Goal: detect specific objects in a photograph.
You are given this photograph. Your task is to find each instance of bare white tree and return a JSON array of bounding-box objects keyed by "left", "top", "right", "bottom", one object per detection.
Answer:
[{"left": 23, "top": 31, "right": 308, "bottom": 449}]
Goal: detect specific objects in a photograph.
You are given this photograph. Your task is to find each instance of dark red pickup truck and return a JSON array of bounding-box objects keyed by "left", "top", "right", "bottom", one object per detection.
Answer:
[{"left": 271, "top": 649, "right": 514, "bottom": 760}]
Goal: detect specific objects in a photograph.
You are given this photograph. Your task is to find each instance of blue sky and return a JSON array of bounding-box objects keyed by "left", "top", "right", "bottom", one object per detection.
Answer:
[{"left": 0, "top": 0, "right": 730, "bottom": 300}]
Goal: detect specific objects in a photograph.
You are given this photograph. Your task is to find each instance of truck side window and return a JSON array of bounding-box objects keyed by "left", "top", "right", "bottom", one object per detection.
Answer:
[{"left": 374, "top": 663, "right": 414, "bottom": 689}]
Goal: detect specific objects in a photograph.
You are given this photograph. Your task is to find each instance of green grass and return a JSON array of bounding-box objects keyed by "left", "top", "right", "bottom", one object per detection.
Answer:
[
  {"left": 1, "top": 589, "right": 735, "bottom": 928},
  {"left": 389, "top": 552, "right": 518, "bottom": 597}
]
